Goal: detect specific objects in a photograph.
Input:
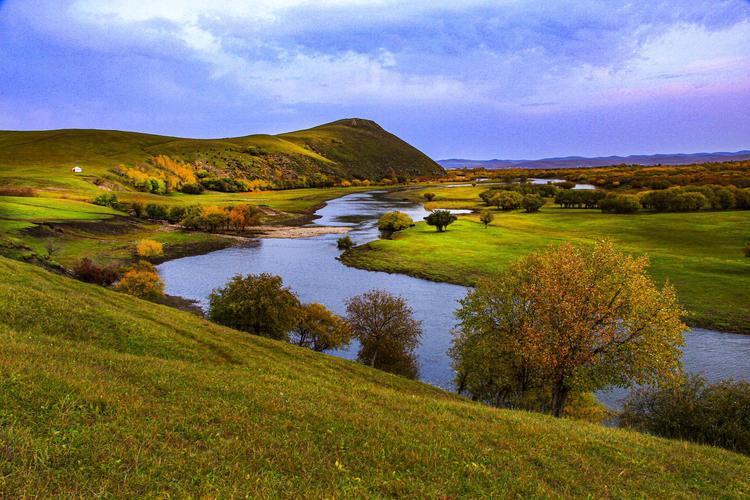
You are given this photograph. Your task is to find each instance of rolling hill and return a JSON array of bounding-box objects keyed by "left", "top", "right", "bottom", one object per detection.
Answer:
[
  {"left": 0, "top": 118, "right": 444, "bottom": 192},
  {"left": 0, "top": 255, "right": 749, "bottom": 496},
  {"left": 439, "top": 150, "right": 750, "bottom": 169}
]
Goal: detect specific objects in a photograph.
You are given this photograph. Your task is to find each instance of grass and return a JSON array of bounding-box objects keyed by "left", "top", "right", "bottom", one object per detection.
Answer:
[
  {"left": 344, "top": 198, "right": 750, "bottom": 334},
  {"left": 0, "top": 256, "right": 748, "bottom": 496}
]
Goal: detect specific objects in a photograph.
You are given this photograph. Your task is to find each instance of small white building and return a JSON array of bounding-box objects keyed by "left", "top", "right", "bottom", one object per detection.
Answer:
[{"left": 71, "top": 166, "right": 83, "bottom": 173}]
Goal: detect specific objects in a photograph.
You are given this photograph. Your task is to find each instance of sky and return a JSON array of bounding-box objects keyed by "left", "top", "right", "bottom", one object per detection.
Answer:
[{"left": 1, "top": 1, "right": 749, "bottom": 159}]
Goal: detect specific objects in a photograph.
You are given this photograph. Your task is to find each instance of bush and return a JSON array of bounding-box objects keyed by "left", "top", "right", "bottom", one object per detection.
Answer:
[
  {"left": 424, "top": 210, "right": 457, "bottom": 232},
  {"left": 669, "top": 192, "right": 707, "bottom": 212},
  {"left": 208, "top": 273, "right": 301, "bottom": 340},
  {"left": 479, "top": 210, "right": 494, "bottom": 228},
  {"left": 136, "top": 239, "right": 163, "bottom": 258},
  {"left": 167, "top": 206, "right": 186, "bottom": 224},
  {"left": 423, "top": 192, "right": 436, "bottom": 201},
  {"left": 522, "top": 194, "right": 545, "bottom": 213},
  {"left": 378, "top": 211, "right": 414, "bottom": 237},
  {"left": 129, "top": 201, "right": 145, "bottom": 218},
  {"left": 180, "top": 182, "right": 204, "bottom": 194},
  {"left": 72, "top": 258, "right": 121, "bottom": 286},
  {"left": 144, "top": 203, "right": 169, "bottom": 220},
  {"left": 599, "top": 194, "right": 641, "bottom": 214},
  {"left": 622, "top": 375, "right": 750, "bottom": 455},
  {"left": 337, "top": 235, "right": 354, "bottom": 250},
  {"left": 114, "top": 261, "right": 165, "bottom": 299},
  {"left": 92, "top": 193, "right": 119, "bottom": 209}
]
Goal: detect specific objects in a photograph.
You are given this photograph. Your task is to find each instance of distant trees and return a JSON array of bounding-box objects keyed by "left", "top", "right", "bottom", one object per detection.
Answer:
[
  {"left": 423, "top": 192, "right": 436, "bottom": 201},
  {"left": 179, "top": 204, "right": 261, "bottom": 232},
  {"left": 554, "top": 190, "right": 605, "bottom": 209},
  {"left": 229, "top": 204, "right": 262, "bottom": 230},
  {"left": 424, "top": 210, "right": 457, "bottom": 232},
  {"left": 136, "top": 239, "right": 163, "bottom": 259},
  {"left": 92, "top": 193, "right": 119, "bottom": 209},
  {"left": 451, "top": 240, "right": 685, "bottom": 417},
  {"left": 492, "top": 191, "right": 523, "bottom": 211},
  {"left": 622, "top": 375, "right": 750, "bottom": 455},
  {"left": 291, "top": 303, "right": 352, "bottom": 352},
  {"left": 378, "top": 211, "right": 414, "bottom": 237},
  {"left": 114, "top": 261, "right": 165, "bottom": 300},
  {"left": 598, "top": 194, "right": 641, "bottom": 214},
  {"left": 345, "top": 290, "right": 422, "bottom": 379},
  {"left": 521, "top": 194, "right": 545, "bottom": 213},
  {"left": 208, "top": 273, "right": 301, "bottom": 341},
  {"left": 479, "top": 210, "right": 494, "bottom": 228}
]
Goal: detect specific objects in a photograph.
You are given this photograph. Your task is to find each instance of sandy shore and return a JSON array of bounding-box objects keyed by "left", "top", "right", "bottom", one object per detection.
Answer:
[{"left": 244, "top": 225, "right": 350, "bottom": 239}]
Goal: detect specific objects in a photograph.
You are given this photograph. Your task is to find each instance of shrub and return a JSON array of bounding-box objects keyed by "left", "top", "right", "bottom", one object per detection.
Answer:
[
  {"left": 136, "top": 239, "right": 163, "bottom": 258},
  {"left": 599, "top": 194, "right": 641, "bottom": 214},
  {"left": 423, "top": 192, "right": 436, "bottom": 201},
  {"left": 144, "top": 203, "right": 168, "bottom": 220},
  {"left": 291, "top": 303, "right": 352, "bottom": 352},
  {"left": 522, "top": 194, "right": 545, "bottom": 213},
  {"left": 479, "top": 210, "right": 494, "bottom": 228},
  {"left": 129, "top": 201, "right": 145, "bottom": 218},
  {"left": 114, "top": 261, "right": 165, "bottom": 299},
  {"left": 92, "top": 193, "right": 119, "bottom": 209},
  {"left": 167, "top": 206, "right": 186, "bottom": 224},
  {"left": 622, "top": 375, "right": 750, "bottom": 455},
  {"left": 669, "top": 192, "right": 707, "bottom": 212},
  {"left": 424, "top": 210, "right": 457, "bottom": 232},
  {"left": 180, "top": 182, "right": 204, "bottom": 194},
  {"left": 208, "top": 273, "right": 301, "bottom": 340},
  {"left": 337, "top": 235, "right": 354, "bottom": 250},
  {"left": 378, "top": 211, "right": 414, "bottom": 237},
  {"left": 73, "top": 258, "right": 121, "bottom": 286}
]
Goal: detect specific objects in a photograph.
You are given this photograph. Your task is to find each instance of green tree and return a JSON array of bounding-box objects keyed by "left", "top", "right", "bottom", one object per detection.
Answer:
[
  {"left": 345, "top": 290, "right": 422, "bottom": 379},
  {"left": 423, "top": 192, "right": 436, "bottom": 201},
  {"left": 492, "top": 191, "right": 523, "bottom": 211},
  {"left": 291, "top": 303, "right": 352, "bottom": 352},
  {"left": 424, "top": 210, "right": 457, "bottom": 232},
  {"left": 479, "top": 209, "right": 494, "bottom": 228},
  {"left": 208, "top": 273, "right": 301, "bottom": 340},
  {"left": 378, "top": 211, "right": 414, "bottom": 237},
  {"left": 451, "top": 240, "right": 686, "bottom": 417},
  {"left": 521, "top": 194, "right": 545, "bottom": 213}
]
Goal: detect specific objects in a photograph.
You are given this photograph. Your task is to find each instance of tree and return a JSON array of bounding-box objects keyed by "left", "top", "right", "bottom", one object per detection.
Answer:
[
  {"left": 73, "top": 258, "right": 121, "bottom": 286},
  {"left": 229, "top": 204, "right": 262, "bottom": 231},
  {"left": 136, "top": 239, "right": 164, "bottom": 258},
  {"left": 345, "top": 290, "right": 422, "bottom": 379},
  {"left": 92, "top": 193, "right": 119, "bottom": 208},
  {"left": 114, "top": 261, "right": 165, "bottom": 300},
  {"left": 423, "top": 192, "right": 436, "bottom": 201},
  {"left": 598, "top": 194, "right": 641, "bottom": 214},
  {"left": 479, "top": 210, "right": 494, "bottom": 228},
  {"left": 492, "top": 191, "right": 523, "bottom": 211},
  {"left": 208, "top": 273, "right": 301, "bottom": 340},
  {"left": 451, "top": 240, "right": 686, "bottom": 417},
  {"left": 424, "top": 210, "right": 457, "bottom": 232},
  {"left": 521, "top": 194, "right": 545, "bottom": 213},
  {"left": 43, "top": 238, "right": 61, "bottom": 260},
  {"left": 378, "top": 211, "right": 414, "bottom": 237},
  {"left": 291, "top": 303, "right": 352, "bottom": 352},
  {"left": 337, "top": 235, "right": 354, "bottom": 250}
]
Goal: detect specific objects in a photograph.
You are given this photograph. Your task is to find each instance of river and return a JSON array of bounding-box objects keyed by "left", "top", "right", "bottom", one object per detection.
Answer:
[{"left": 158, "top": 190, "right": 750, "bottom": 409}]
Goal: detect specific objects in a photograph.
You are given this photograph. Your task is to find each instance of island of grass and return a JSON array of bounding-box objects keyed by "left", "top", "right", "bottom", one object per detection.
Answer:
[
  {"left": 343, "top": 186, "right": 750, "bottom": 334},
  {"left": 1, "top": 256, "right": 749, "bottom": 496}
]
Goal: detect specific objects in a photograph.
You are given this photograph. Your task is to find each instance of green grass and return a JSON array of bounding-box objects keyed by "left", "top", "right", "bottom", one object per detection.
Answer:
[
  {"left": 344, "top": 207, "right": 750, "bottom": 334},
  {"left": 0, "top": 256, "right": 748, "bottom": 496}
]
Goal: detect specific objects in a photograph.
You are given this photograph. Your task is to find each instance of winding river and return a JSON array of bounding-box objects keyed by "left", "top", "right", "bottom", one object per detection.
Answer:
[{"left": 158, "top": 190, "right": 750, "bottom": 409}]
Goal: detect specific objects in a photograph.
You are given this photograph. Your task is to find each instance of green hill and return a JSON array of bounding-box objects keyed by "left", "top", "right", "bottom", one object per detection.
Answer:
[
  {"left": 0, "top": 256, "right": 748, "bottom": 496},
  {"left": 0, "top": 119, "right": 444, "bottom": 193}
]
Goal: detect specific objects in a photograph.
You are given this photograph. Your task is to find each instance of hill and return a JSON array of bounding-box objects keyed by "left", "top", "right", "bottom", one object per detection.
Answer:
[
  {"left": 439, "top": 150, "right": 750, "bottom": 169},
  {"left": 0, "top": 255, "right": 748, "bottom": 496},
  {"left": 0, "top": 118, "right": 444, "bottom": 192}
]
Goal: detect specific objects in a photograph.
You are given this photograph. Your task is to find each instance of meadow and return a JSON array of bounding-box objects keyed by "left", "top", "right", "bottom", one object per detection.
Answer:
[
  {"left": 1, "top": 255, "right": 748, "bottom": 496},
  {"left": 344, "top": 186, "right": 750, "bottom": 333}
]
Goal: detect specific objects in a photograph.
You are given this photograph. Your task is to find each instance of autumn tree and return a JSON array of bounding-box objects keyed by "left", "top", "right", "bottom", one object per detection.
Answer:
[
  {"left": 291, "top": 303, "right": 352, "bottom": 352},
  {"left": 229, "top": 204, "right": 262, "bottom": 231},
  {"left": 479, "top": 210, "right": 494, "bottom": 228},
  {"left": 424, "top": 209, "right": 457, "bottom": 232},
  {"left": 136, "top": 239, "right": 164, "bottom": 258},
  {"left": 208, "top": 273, "right": 301, "bottom": 340},
  {"left": 378, "top": 211, "right": 414, "bottom": 238},
  {"left": 114, "top": 261, "right": 165, "bottom": 300},
  {"left": 345, "top": 290, "right": 422, "bottom": 379},
  {"left": 451, "top": 240, "right": 686, "bottom": 417}
]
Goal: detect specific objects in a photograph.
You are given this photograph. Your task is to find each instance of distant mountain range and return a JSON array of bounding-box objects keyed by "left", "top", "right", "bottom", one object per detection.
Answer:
[{"left": 438, "top": 150, "right": 750, "bottom": 170}]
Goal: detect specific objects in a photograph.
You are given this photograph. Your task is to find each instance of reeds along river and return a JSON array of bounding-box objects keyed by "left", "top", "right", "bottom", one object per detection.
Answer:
[{"left": 157, "top": 190, "right": 750, "bottom": 410}]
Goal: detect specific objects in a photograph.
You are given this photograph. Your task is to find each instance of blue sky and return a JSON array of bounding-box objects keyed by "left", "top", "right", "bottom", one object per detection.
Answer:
[{"left": 1, "top": 1, "right": 749, "bottom": 159}]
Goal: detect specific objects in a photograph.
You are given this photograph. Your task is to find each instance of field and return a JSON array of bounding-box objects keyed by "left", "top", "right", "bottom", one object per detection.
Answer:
[
  {"left": 0, "top": 255, "right": 748, "bottom": 496},
  {"left": 344, "top": 186, "right": 750, "bottom": 333}
]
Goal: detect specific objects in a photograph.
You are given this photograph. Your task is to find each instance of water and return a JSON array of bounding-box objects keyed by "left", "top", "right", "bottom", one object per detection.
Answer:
[{"left": 158, "top": 190, "right": 749, "bottom": 408}]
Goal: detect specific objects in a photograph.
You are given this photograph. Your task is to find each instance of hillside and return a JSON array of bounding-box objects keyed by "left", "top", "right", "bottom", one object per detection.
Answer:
[
  {"left": 439, "top": 150, "right": 750, "bottom": 169},
  {"left": 0, "top": 256, "right": 748, "bottom": 496},
  {"left": 0, "top": 118, "right": 444, "bottom": 192}
]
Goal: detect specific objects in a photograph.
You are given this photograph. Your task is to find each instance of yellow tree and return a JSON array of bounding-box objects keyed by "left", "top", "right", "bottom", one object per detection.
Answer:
[
  {"left": 291, "top": 303, "right": 352, "bottom": 352},
  {"left": 115, "top": 261, "right": 165, "bottom": 300},
  {"left": 452, "top": 240, "right": 686, "bottom": 417},
  {"left": 136, "top": 239, "right": 163, "bottom": 258}
]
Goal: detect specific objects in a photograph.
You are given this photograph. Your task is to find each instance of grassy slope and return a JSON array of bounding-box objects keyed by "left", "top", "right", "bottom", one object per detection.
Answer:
[
  {"left": 0, "top": 256, "right": 748, "bottom": 496},
  {"left": 344, "top": 186, "right": 750, "bottom": 334},
  {"left": 0, "top": 118, "right": 443, "bottom": 192}
]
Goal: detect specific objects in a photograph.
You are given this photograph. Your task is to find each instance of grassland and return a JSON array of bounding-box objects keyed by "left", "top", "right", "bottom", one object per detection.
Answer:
[
  {"left": 344, "top": 186, "right": 750, "bottom": 334},
  {"left": 0, "top": 255, "right": 748, "bottom": 496}
]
